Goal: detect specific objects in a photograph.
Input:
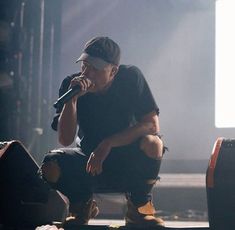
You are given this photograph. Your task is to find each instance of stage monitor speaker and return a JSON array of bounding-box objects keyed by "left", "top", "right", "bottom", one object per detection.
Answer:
[
  {"left": 206, "top": 137, "right": 235, "bottom": 230},
  {"left": 0, "top": 140, "right": 69, "bottom": 227}
]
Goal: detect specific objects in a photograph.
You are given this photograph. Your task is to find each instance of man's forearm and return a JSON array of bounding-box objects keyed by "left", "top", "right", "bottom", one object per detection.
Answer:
[
  {"left": 105, "top": 121, "right": 157, "bottom": 148},
  {"left": 58, "top": 100, "right": 78, "bottom": 146}
]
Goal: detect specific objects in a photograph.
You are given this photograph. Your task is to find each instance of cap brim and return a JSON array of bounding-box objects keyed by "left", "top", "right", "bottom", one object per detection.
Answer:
[{"left": 76, "top": 53, "right": 109, "bottom": 70}]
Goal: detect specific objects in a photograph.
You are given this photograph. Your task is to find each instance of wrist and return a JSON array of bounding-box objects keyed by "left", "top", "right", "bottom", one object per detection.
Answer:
[
  {"left": 101, "top": 137, "right": 114, "bottom": 149},
  {"left": 65, "top": 97, "right": 77, "bottom": 108}
]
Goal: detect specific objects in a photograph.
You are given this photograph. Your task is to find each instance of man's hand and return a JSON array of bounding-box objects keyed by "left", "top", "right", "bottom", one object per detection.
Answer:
[
  {"left": 69, "top": 75, "right": 94, "bottom": 101},
  {"left": 86, "top": 139, "right": 112, "bottom": 176}
]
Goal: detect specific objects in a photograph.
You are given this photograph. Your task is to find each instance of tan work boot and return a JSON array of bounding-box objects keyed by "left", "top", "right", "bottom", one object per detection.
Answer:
[
  {"left": 125, "top": 200, "right": 165, "bottom": 227},
  {"left": 64, "top": 199, "right": 99, "bottom": 226}
]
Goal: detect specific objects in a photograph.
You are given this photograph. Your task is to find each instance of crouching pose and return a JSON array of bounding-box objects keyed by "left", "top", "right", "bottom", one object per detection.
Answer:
[{"left": 40, "top": 36, "right": 165, "bottom": 227}]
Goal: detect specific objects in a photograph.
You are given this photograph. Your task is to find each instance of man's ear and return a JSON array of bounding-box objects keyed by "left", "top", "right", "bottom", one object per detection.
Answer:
[{"left": 111, "top": 65, "right": 119, "bottom": 77}]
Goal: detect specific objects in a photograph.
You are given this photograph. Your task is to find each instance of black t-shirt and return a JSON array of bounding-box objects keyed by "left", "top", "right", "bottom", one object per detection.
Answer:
[{"left": 52, "top": 65, "right": 159, "bottom": 155}]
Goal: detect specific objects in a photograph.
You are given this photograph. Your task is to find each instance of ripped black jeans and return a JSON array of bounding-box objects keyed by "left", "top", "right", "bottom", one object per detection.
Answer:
[{"left": 40, "top": 140, "right": 162, "bottom": 207}]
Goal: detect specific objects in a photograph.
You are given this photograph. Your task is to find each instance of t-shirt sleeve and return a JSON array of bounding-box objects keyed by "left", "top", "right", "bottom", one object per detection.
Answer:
[
  {"left": 51, "top": 74, "right": 75, "bottom": 131},
  {"left": 130, "top": 66, "right": 159, "bottom": 120}
]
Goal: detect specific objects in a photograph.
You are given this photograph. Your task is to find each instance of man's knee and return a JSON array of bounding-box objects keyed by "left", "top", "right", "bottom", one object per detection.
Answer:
[
  {"left": 41, "top": 160, "right": 61, "bottom": 183},
  {"left": 140, "top": 135, "right": 163, "bottom": 159}
]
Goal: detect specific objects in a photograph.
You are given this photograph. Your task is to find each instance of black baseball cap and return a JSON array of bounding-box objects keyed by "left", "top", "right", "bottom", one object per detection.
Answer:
[{"left": 76, "top": 36, "right": 121, "bottom": 70}]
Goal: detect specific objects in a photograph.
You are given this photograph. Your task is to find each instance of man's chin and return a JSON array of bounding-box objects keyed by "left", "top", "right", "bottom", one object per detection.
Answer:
[{"left": 89, "top": 88, "right": 98, "bottom": 93}]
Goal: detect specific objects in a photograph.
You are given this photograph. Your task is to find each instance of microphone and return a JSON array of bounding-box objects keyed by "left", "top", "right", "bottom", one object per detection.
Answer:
[{"left": 53, "top": 84, "right": 81, "bottom": 109}]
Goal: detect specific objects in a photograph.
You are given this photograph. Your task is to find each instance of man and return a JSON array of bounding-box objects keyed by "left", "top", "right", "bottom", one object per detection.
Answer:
[{"left": 40, "top": 36, "right": 165, "bottom": 227}]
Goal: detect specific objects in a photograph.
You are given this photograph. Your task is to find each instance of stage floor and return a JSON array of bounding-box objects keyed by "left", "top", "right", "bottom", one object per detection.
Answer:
[
  {"left": 0, "top": 219, "right": 210, "bottom": 230},
  {"left": 89, "top": 219, "right": 209, "bottom": 228},
  {"left": 33, "top": 220, "right": 210, "bottom": 230}
]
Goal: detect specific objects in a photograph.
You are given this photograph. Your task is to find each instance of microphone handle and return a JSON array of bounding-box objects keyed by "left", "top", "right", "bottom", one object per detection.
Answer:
[{"left": 53, "top": 85, "right": 81, "bottom": 109}]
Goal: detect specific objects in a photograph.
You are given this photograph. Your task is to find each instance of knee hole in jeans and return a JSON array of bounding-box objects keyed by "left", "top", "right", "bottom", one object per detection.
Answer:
[
  {"left": 140, "top": 135, "right": 163, "bottom": 159},
  {"left": 41, "top": 160, "right": 61, "bottom": 183}
]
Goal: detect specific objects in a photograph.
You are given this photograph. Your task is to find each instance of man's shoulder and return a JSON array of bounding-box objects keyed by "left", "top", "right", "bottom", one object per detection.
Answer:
[
  {"left": 117, "top": 65, "right": 145, "bottom": 84},
  {"left": 117, "top": 65, "right": 144, "bottom": 79},
  {"left": 119, "top": 64, "right": 142, "bottom": 74}
]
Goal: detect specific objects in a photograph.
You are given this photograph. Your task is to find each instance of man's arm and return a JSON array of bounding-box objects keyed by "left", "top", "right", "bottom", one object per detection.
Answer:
[
  {"left": 58, "top": 99, "right": 78, "bottom": 146},
  {"left": 106, "top": 110, "right": 159, "bottom": 148},
  {"left": 86, "top": 110, "right": 160, "bottom": 175},
  {"left": 57, "top": 74, "right": 93, "bottom": 146}
]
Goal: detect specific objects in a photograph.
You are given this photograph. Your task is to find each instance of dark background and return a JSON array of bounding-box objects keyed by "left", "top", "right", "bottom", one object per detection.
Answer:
[{"left": 0, "top": 0, "right": 234, "bottom": 170}]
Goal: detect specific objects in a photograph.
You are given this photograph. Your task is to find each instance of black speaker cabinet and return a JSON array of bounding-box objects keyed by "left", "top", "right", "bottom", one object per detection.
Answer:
[
  {"left": 206, "top": 137, "right": 235, "bottom": 230},
  {"left": 0, "top": 140, "right": 69, "bottom": 227}
]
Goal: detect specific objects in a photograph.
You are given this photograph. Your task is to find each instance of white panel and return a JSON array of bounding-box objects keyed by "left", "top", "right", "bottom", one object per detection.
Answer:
[{"left": 215, "top": 0, "right": 235, "bottom": 128}]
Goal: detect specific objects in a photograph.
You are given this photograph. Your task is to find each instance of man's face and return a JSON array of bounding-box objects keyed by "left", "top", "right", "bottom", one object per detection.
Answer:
[{"left": 81, "top": 61, "right": 117, "bottom": 93}]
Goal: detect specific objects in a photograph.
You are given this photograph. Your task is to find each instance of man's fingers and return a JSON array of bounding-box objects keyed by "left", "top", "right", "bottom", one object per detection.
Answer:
[
  {"left": 86, "top": 153, "right": 103, "bottom": 176},
  {"left": 86, "top": 163, "right": 91, "bottom": 173},
  {"left": 96, "top": 165, "right": 102, "bottom": 175},
  {"left": 71, "top": 75, "right": 92, "bottom": 92},
  {"left": 87, "top": 162, "right": 103, "bottom": 176}
]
